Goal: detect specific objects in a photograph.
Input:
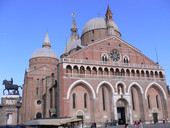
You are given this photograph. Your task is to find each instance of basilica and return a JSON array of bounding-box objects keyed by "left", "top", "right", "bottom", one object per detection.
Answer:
[{"left": 20, "top": 6, "right": 170, "bottom": 125}]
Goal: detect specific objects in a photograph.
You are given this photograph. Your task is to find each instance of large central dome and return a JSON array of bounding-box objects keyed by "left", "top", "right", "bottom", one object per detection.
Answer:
[{"left": 82, "top": 17, "right": 119, "bottom": 36}]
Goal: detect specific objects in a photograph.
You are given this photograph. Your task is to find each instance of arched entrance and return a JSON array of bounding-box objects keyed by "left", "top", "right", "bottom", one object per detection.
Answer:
[
  {"left": 76, "top": 110, "right": 84, "bottom": 125},
  {"left": 116, "top": 98, "right": 129, "bottom": 125}
]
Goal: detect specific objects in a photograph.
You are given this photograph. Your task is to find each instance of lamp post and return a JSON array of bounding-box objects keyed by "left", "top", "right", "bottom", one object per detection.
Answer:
[{"left": 16, "top": 101, "right": 21, "bottom": 125}]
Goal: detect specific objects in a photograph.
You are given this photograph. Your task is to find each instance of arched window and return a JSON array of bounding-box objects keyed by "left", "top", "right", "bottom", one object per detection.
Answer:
[
  {"left": 73, "top": 93, "right": 76, "bottom": 109},
  {"left": 146, "top": 71, "right": 149, "bottom": 77},
  {"left": 36, "top": 87, "right": 39, "bottom": 96},
  {"left": 80, "top": 66, "right": 85, "bottom": 78},
  {"left": 147, "top": 95, "right": 151, "bottom": 109},
  {"left": 141, "top": 70, "right": 145, "bottom": 77},
  {"left": 92, "top": 67, "right": 97, "bottom": 75},
  {"left": 80, "top": 66, "right": 85, "bottom": 74},
  {"left": 150, "top": 71, "right": 154, "bottom": 77},
  {"left": 73, "top": 66, "right": 78, "bottom": 74},
  {"left": 131, "top": 70, "right": 135, "bottom": 76},
  {"left": 115, "top": 68, "right": 119, "bottom": 76},
  {"left": 84, "top": 93, "right": 87, "bottom": 108},
  {"left": 104, "top": 68, "right": 109, "bottom": 75},
  {"left": 155, "top": 71, "right": 158, "bottom": 78},
  {"left": 156, "top": 95, "right": 159, "bottom": 108},
  {"left": 124, "top": 56, "right": 129, "bottom": 63},
  {"left": 131, "top": 88, "right": 135, "bottom": 110},
  {"left": 102, "top": 53, "right": 108, "bottom": 63},
  {"left": 159, "top": 72, "right": 163, "bottom": 78},
  {"left": 102, "top": 87, "right": 105, "bottom": 111},
  {"left": 136, "top": 70, "right": 140, "bottom": 77},
  {"left": 98, "top": 67, "right": 103, "bottom": 75},
  {"left": 126, "top": 69, "right": 130, "bottom": 76},
  {"left": 121, "top": 69, "right": 125, "bottom": 76},
  {"left": 66, "top": 65, "right": 72, "bottom": 73},
  {"left": 110, "top": 68, "right": 114, "bottom": 76},
  {"left": 36, "top": 112, "right": 42, "bottom": 119},
  {"left": 86, "top": 66, "right": 91, "bottom": 75}
]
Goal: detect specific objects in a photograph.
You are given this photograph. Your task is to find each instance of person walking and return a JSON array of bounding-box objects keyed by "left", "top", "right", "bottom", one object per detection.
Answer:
[
  {"left": 139, "top": 120, "right": 143, "bottom": 128},
  {"left": 134, "top": 121, "right": 138, "bottom": 128},
  {"left": 125, "top": 123, "right": 129, "bottom": 128}
]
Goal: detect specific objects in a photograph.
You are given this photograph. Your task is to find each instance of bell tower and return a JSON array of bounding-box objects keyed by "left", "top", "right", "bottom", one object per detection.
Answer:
[{"left": 105, "top": 5, "right": 115, "bottom": 35}]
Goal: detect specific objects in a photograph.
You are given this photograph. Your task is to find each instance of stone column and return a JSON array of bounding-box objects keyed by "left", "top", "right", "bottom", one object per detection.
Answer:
[{"left": 128, "top": 105, "right": 133, "bottom": 124}]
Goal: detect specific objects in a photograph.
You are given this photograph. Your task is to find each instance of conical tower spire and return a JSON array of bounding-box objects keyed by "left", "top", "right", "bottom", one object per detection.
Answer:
[
  {"left": 42, "top": 31, "right": 51, "bottom": 48},
  {"left": 105, "top": 5, "right": 113, "bottom": 20},
  {"left": 63, "top": 13, "right": 79, "bottom": 54},
  {"left": 71, "top": 13, "right": 78, "bottom": 34},
  {"left": 105, "top": 5, "right": 114, "bottom": 36}
]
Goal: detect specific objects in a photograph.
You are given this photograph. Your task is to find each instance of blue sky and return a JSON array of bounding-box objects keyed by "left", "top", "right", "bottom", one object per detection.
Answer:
[{"left": 0, "top": 0, "right": 170, "bottom": 101}]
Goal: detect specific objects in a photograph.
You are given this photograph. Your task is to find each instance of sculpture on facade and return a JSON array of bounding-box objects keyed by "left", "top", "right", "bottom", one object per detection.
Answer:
[{"left": 2, "top": 78, "right": 22, "bottom": 95}]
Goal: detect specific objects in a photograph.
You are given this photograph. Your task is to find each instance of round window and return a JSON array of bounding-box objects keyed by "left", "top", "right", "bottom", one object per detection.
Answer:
[{"left": 37, "top": 100, "right": 41, "bottom": 105}]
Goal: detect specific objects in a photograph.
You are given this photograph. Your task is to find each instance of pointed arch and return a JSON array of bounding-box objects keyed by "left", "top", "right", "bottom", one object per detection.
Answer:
[
  {"left": 128, "top": 82, "right": 144, "bottom": 94},
  {"left": 145, "top": 82, "right": 167, "bottom": 99},
  {"left": 66, "top": 80, "right": 96, "bottom": 99},
  {"left": 76, "top": 110, "right": 85, "bottom": 115},
  {"left": 115, "top": 81, "right": 127, "bottom": 94},
  {"left": 96, "top": 81, "right": 114, "bottom": 94}
]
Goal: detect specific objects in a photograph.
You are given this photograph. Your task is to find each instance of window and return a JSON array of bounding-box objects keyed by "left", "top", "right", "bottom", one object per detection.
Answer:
[
  {"left": 156, "top": 95, "right": 159, "bottom": 108},
  {"left": 84, "top": 93, "right": 87, "bottom": 108},
  {"left": 36, "top": 112, "right": 42, "bottom": 119},
  {"left": 102, "top": 53, "right": 108, "bottom": 63},
  {"left": 36, "top": 87, "right": 39, "bottom": 96},
  {"left": 147, "top": 95, "right": 151, "bottom": 109},
  {"left": 131, "top": 88, "right": 135, "bottom": 110},
  {"left": 124, "top": 56, "right": 129, "bottom": 63},
  {"left": 37, "top": 100, "right": 41, "bottom": 105},
  {"left": 73, "top": 93, "right": 76, "bottom": 108},
  {"left": 102, "top": 87, "right": 105, "bottom": 111}
]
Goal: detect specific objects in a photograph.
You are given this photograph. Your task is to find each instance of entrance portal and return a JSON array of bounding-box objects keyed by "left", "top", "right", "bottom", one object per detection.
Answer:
[
  {"left": 117, "top": 107, "right": 126, "bottom": 125},
  {"left": 153, "top": 113, "right": 158, "bottom": 123}
]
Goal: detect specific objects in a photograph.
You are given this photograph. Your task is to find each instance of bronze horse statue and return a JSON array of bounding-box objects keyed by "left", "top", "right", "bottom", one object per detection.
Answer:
[{"left": 2, "top": 78, "right": 22, "bottom": 95}]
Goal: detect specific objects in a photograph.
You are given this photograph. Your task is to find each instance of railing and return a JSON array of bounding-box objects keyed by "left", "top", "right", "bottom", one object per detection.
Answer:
[
  {"left": 60, "top": 58, "right": 163, "bottom": 70},
  {"left": 65, "top": 73, "right": 165, "bottom": 82}
]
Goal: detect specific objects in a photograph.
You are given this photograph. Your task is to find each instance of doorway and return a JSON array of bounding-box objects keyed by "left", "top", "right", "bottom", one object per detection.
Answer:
[
  {"left": 153, "top": 113, "right": 158, "bottom": 123},
  {"left": 117, "top": 107, "right": 126, "bottom": 125}
]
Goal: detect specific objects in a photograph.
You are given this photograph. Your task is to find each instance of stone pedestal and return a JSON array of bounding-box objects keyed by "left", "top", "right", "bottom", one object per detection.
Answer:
[{"left": 0, "top": 95, "right": 20, "bottom": 126}]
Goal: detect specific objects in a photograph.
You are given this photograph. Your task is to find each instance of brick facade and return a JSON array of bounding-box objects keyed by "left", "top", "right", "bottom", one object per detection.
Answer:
[{"left": 20, "top": 6, "right": 170, "bottom": 126}]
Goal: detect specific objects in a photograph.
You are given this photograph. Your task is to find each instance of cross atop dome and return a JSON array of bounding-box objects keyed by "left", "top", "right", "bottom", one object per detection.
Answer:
[{"left": 42, "top": 31, "right": 51, "bottom": 48}]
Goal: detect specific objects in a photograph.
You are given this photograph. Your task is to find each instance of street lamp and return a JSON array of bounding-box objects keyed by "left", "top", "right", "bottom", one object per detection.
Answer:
[{"left": 16, "top": 101, "right": 21, "bottom": 125}]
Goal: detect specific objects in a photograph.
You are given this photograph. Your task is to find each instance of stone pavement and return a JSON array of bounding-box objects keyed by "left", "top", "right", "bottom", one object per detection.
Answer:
[{"left": 86, "top": 123, "right": 170, "bottom": 128}]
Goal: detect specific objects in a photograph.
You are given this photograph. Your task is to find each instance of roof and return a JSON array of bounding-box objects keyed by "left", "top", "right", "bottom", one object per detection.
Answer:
[
  {"left": 82, "top": 17, "right": 119, "bottom": 35},
  {"left": 30, "top": 32, "right": 58, "bottom": 59},
  {"left": 31, "top": 48, "right": 58, "bottom": 59},
  {"left": 24, "top": 118, "right": 82, "bottom": 126}
]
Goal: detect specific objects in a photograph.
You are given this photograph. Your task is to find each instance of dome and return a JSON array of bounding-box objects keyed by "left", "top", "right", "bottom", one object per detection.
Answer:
[
  {"left": 70, "top": 39, "right": 83, "bottom": 50},
  {"left": 82, "top": 17, "right": 119, "bottom": 35},
  {"left": 31, "top": 48, "right": 58, "bottom": 60}
]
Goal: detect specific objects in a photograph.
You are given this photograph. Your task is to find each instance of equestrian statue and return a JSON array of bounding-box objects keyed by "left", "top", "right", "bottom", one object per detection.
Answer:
[{"left": 2, "top": 78, "right": 22, "bottom": 95}]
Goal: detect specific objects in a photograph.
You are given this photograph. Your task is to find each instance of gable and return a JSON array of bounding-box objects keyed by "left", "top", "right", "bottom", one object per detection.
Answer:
[
  {"left": 68, "top": 35, "right": 158, "bottom": 67},
  {"left": 27, "top": 65, "right": 56, "bottom": 75}
]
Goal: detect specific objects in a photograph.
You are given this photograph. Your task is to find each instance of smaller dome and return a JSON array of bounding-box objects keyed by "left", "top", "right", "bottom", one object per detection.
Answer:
[
  {"left": 82, "top": 17, "right": 119, "bottom": 36},
  {"left": 31, "top": 48, "right": 58, "bottom": 59},
  {"left": 70, "top": 39, "right": 82, "bottom": 50}
]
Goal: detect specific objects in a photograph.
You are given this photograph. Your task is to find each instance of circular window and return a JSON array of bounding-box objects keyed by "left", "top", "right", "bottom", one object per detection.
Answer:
[
  {"left": 110, "top": 49, "right": 121, "bottom": 62},
  {"left": 37, "top": 100, "right": 41, "bottom": 105}
]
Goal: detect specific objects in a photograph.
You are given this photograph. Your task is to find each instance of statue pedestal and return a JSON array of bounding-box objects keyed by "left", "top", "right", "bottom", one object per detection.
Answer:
[
  {"left": 0, "top": 95, "right": 20, "bottom": 126},
  {"left": 1, "top": 95, "right": 20, "bottom": 106}
]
